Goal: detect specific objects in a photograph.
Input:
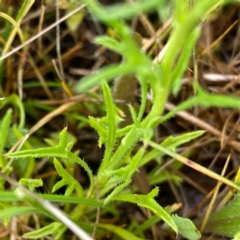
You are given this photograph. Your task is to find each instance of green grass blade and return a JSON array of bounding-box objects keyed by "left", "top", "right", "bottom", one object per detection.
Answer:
[
  {"left": 0, "top": 206, "right": 37, "bottom": 219},
  {"left": 0, "top": 191, "right": 103, "bottom": 206},
  {"left": 76, "top": 63, "right": 141, "bottom": 92},
  {"left": 98, "top": 223, "right": 144, "bottom": 240},
  {"left": 83, "top": 0, "right": 164, "bottom": 22}
]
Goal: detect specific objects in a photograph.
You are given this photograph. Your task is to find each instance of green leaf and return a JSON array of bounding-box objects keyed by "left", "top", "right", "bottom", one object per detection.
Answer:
[
  {"left": 0, "top": 206, "right": 36, "bottom": 219},
  {"left": 76, "top": 62, "right": 140, "bottom": 92},
  {"left": 102, "top": 147, "right": 146, "bottom": 203},
  {"left": 161, "top": 130, "right": 205, "bottom": 152},
  {"left": 158, "top": 86, "right": 240, "bottom": 126},
  {"left": 204, "top": 192, "right": 240, "bottom": 238},
  {"left": 6, "top": 127, "right": 68, "bottom": 159},
  {"left": 0, "top": 94, "right": 25, "bottom": 127},
  {"left": 23, "top": 222, "right": 62, "bottom": 239},
  {"left": 52, "top": 158, "right": 83, "bottom": 197},
  {"left": 6, "top": 128, "right": 94, "bottom": 197},
  {"left": 172, "top": 214, "right": 201, "bottom": 240},
  {"left": 64, "top": 151, "right": 94, "bottom": 198},
  {"left": 95, "top": 36, "right": 125, "bottom": 55},
  {"left": 170, "top": 27, "right": 200, "bottom": 95},
  {"left": 135, "top": 215, "right": 160, "bottom": 235},
  {"left": 0, "top": 191, "right": 103, "bottom": 206},
  {"left": 0, "top": 108, "right": 12, "bottom": 169},
  {"left": 110, "top": 187, "right": 178, "bottom": 233},
  {"left": 140, "top": 130, "right": 205, "bottom": 166},
  {"left": 196, "top": 84, "right": 240, "bottom": 109},
  {"left": 11, "top": 126, "right": 34, "bottom": 178},
  {"left": 98, "top": 223, "right": 143, "bottom": 240},
  {"left": 52, "top": 179, "right": 66, "bottom": 193},
  {"left": 19, "top": 178, "right": 43, "bottom": 191},
  {"left": 137, "top": 73, "right": 148, "bottom": 122},
  {"left": 84, "top": 0, "right": 164, "bottom": 22},
  {"left": 100, "top": 81, "right": 117, "bottom": 165},
  {"left": 89, "top": 116, "right": 107, "bottom": 147},
  {"left": 0, "top": 108, "right": 12, "bottom": 153}
]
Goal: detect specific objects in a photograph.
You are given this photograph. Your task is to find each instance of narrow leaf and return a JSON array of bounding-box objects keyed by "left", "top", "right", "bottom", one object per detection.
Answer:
[
  {"left": 98, "top": 223, "right": 143, "bottom": 240},
  {"left": 95, "top": 36, "right": 125, "bottom": 55},
  {"left": 0, "top": 191, "right": 103, "bottom": 206},
  {"left": 6, "top": 127, "right": 69, "bottom": 159},
  {"left": 53, "top": 158, "right": 83, "bottom": 197},
  {"left": 83, "top": 0, "right": 163, "bottom": 22},
  {"left": 170, "top": 27, "right": 200, "bottom": 95},
  {"left": 0, "top": 108, "right": 12, "bottom": 154},
  {"left": 76, "top": 62, "right": 146, "bottom": 92},
  {"left": 23, "top": 222, "right": 62, "bottom": 239},
  {"left": 140, "top": 130, "right": 204, "bottom": 166},
  {"left": 110, "top": 187, "right": 178, "bottom": 233},
  {"left": 0, "top": 206, "right": 36, "bottom": 219}
]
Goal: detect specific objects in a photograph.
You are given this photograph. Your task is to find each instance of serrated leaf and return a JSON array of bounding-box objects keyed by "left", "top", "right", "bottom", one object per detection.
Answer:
[
  {"left": 161, "top": 130, "right": 205, "bottom": 151},
  {"left": 110, "top": 187, "right": 178, "bottom": 233},
  {"left": 99, "top": 81, "right": 118, "bottom": 168},
  {"left": 89, "top": 116, "right": 107, "bottom": 147},
  {"left": 196, "top": 84, "right": 240, "bottom": 109},
  {"left": 6, "top": 127, "right": 69, "bottom": 159},
  {"left": 6, "top": 128, "right": 94, "bottom": 197},
  {"left": 53, "top": 158, "right": 83, "bottom": 197},
  {"left": 140, "top": 130, "right": 204, "bottom": 166},
  {"left": 20, "top": 178, "right": 43, "bottom": 191}
]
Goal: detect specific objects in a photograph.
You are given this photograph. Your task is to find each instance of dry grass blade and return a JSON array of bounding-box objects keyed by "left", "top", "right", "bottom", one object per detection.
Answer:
[
  {"left": 199, "top": 20, "right": 238, "bottom": 57},
  {"left": 148, "top": 141, "right": 240, "bottom": 192},
  {"left": 0, "top": 4, "right": 86, "bottom": 61},
  {"left": 165, "top": 102, "right": 240, "bottom": 153},
  {"left": 200, "top": 154, "right": 231, "bottom": 233}
]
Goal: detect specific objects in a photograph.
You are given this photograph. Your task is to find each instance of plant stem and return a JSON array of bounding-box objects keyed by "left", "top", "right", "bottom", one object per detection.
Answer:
[{"left": 161, "top": 0, "right": 219, "bottom": 76}]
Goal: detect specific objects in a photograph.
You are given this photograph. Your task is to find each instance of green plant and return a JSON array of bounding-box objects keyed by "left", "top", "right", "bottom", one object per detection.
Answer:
[{"left": 1, "top": 0, "right": 240, "bottom": 239}]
